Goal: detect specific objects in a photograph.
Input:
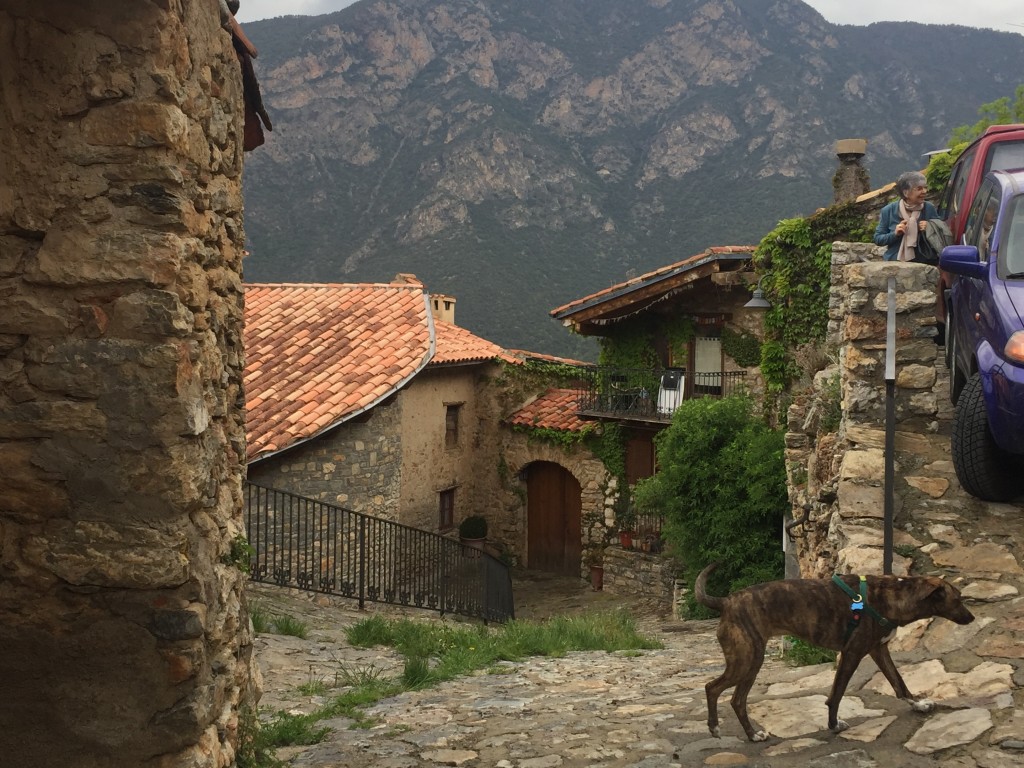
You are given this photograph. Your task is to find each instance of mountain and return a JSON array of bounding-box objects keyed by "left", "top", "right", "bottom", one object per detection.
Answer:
[{"left": 240, "top": 0, "right": 1024, "bottom": 359}]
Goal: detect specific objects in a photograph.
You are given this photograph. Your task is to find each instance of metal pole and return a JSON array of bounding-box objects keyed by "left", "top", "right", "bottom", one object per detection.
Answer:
[
  {"left": 883, "top": 277, "right": 896, "bottom": 575},
  {"left": 358, "top": 515, "right": 366, "bottom": 609}
]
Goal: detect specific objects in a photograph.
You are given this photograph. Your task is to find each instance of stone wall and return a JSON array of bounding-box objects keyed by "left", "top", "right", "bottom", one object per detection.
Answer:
[
  {"left": 0, "top": 4, "right": 253, "bottom": 766},
  {"left": 602, "top": 546, "right": 677, "bottom": 605},
  {"left": 785, "top": 242, "right": 941, "bottom": 579},
  {"left": 248, "top": 397, "right": 404, "bottom": 520}
]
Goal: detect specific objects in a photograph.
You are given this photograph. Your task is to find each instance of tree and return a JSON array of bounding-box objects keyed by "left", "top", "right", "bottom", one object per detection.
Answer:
[
  {"left": 927, "top": 84, "right": 1024, "bottom": 192},
  {"left": 632, "top": 395, "right": 787, "bottom": 615}
]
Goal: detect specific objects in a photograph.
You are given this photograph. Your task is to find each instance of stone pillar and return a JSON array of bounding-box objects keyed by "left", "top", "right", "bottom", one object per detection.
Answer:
[
  {"left": 0, "top": 3, "right": 255, "bottom": 767},
  {"left": 832, "top": 138, "right": 871, "bottom": 204},
  {"left": 785, "top": 243, "right": 940, "bottom": 578}
]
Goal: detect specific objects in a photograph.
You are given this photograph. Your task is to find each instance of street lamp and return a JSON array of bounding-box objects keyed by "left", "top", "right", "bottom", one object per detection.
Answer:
[{"left": 743, "top": 277, "right": 771, "bottom": 310}]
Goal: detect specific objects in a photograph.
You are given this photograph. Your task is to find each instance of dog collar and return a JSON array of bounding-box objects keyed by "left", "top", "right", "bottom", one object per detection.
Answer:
[{"left": 831, "top": 574, "right": 896, "bottom": 643}]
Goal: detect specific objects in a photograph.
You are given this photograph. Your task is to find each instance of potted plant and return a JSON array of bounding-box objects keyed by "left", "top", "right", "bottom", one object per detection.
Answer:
[
  {"left": 583, "top": 547, "right": 605, "bottom": 591},
  {"left": 458, "top": 514, "right": 488, "bottom": 555},
  {"left": 614, "top": 489, "right": 636, "bottom": 549}
]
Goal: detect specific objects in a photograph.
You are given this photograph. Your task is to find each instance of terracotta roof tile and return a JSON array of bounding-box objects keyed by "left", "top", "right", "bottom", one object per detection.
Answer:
[
  {"left": 245, "top": 282, "right": 536, "bottom": 464},
  {"left": 506, "top": 388, "right": 592, "bottom": 434},
  {"left": 244, "top": 283, "right": 432, "bottom": 462},
  {"left": 431, "top": 319, "right": 520, "bottom": 366}
]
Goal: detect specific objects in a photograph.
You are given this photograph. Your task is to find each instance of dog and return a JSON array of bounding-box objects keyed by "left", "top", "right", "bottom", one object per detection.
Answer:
[{"left": 695, "top": 562, "right": 975, "bottom": 742}]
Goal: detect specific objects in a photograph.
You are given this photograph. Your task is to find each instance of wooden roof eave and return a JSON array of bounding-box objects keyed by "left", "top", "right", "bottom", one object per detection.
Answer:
[{"left": 559, "top": 259, "right": 738, "bottom": 336}]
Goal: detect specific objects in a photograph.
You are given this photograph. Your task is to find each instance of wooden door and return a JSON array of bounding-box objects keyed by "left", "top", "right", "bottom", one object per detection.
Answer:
[{"left": 526, "top": 462, "right": 582, "bottom": 574}]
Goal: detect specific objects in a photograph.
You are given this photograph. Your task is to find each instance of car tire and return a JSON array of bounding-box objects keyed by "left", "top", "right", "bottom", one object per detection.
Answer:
[{"left": 951, "top": 372, "right": 1019, "bottom": 502}]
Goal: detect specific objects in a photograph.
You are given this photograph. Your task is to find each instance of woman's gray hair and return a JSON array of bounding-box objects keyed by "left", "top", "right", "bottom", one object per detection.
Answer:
[{"left": 896, "top": 171, "right": 927, "bottom": 198}]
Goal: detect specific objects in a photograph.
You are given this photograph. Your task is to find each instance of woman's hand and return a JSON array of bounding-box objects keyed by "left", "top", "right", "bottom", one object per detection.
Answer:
[
  {"left": 895, "top": 220, "right": 907, "bottom": 235},
  {"left": 918, "top": 220, "right": 927, "bottom": 232}
]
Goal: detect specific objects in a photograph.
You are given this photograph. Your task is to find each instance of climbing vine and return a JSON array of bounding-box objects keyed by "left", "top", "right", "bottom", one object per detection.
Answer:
[
  {"left": 584, "top": 421, "right": 627, "bottom": 481},
  {"left": 664, "top": 314, "right": 696, "bottom": 364},
  {"left": 754, "top": 202, "right": 873, "bottom": 396},
  {"left": 511, "top": 423, "right": 593, "bottom": 450},
  {"left": 721, "top": 326, "right": 761, "bottom": 368},
  {"left": 597, "top": 316, "right": 660, "bottom": 370}
]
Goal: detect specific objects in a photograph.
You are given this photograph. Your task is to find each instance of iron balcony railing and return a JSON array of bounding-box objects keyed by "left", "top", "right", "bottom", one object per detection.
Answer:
[
  {"left": 244, "top": 482, "right": 514, "bottom": 623},
  {"left": 576, "top": 366, "right": 748, "bottom": 422}
]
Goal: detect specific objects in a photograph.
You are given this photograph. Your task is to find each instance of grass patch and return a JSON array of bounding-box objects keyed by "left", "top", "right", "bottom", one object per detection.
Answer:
[
  {"left": 250, "top": 603, "right": 272, "bottom": 634},
  {"left": 243, "top": 610, "right": 660, "bottom": 765},
  {"left": 273, "top": 614, "right": 309, "bottom": 639},
  {"left": 782, "top": 636, "right": 837, "bottom": 666},
  {"left": 248, "top": 604, "right": 310, "bottom": 639},
  {"left": 297, "top": 676, "right": 330, "bottom": 696}
]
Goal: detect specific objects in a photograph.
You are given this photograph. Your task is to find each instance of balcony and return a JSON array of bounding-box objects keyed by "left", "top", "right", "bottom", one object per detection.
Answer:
[{"left": 575, "top": 366, "right": 748, "bottom": 423}]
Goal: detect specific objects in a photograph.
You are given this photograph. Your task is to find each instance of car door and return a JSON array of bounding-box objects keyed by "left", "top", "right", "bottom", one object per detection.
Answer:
[
  {"left": 940, "top": 144, "right": 976, "bottom": 241},
  {"left": 954, "top": 179, "right": 999, "bottom": 380}
]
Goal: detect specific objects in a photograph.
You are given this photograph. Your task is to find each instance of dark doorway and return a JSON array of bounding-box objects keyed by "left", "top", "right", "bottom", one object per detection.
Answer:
[{"left": 526, "top": 462, "right": 582, "bottom": 574}]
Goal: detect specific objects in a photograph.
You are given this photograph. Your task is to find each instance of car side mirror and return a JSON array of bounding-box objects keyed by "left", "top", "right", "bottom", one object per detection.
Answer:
[{"left": 940, "top": 245, "right": 987, "bottom": 279}]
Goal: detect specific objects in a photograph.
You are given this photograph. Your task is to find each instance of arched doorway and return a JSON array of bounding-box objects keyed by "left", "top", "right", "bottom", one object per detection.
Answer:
[{"left": 526, "top": 461, "right": 582, "bottom": 574}]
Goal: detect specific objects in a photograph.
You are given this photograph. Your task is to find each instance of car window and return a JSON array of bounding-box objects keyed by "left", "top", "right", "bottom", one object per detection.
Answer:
[
  {"left": 1004, "top": 195, "right": 1024, "bottom": 277},
  {"left": 943, "top": 146, "right": 976, "bottom": 221},
  {"left": 984, "top": 141, "right": 1024, "bottom": 174},
  {"left": 964, "top": 181, "right": 997, "bottom": 261}
]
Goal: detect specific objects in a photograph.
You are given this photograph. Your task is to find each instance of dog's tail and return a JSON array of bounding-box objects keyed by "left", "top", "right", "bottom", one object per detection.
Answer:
[{"left": 694, "top": 562, "right": 725, "bottom": 612}]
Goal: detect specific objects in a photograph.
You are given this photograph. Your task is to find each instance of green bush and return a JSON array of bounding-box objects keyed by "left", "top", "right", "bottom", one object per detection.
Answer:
[
  {"left": 783, "top": 637, "right": 837, "bottom": 667},
  {"left": 458, "top": 515, "right": 488, "bottom": 539},
  {"left": 633, "top": 396, "right": 787, "bottom": 617}
]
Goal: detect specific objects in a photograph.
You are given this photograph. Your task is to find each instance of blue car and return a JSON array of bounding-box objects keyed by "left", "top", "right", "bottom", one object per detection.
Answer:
[{"left": 942, "top": 169, "right": 1024, "bottom": 501}]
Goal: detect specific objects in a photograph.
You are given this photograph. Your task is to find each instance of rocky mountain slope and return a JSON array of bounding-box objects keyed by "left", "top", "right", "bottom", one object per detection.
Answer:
[{"left": 241, "top": 0, "right": 1024, "bottom": 357}]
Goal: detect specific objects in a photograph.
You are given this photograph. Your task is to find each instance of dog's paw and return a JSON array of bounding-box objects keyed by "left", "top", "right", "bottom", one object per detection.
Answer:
[
  {"left": 911, "top": 698, "right": 935, "bottom": 714},
  {"left": 830, "top": 719, "right": 850, "bottom": 733},
  {"left": 751, "top": 730, "right": 771, "bottom": 742}
]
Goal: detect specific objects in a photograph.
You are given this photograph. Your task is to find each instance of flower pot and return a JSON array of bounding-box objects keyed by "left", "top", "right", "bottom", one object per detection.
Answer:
[
  {"left": 618, "top": 531, "right": 633, "bottom": 549},
  {"left": 589, "top": 565, "right": 604, "bottom": 591}
]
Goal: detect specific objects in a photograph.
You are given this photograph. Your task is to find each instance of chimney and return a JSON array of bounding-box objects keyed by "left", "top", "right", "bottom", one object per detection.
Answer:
[
  {"left": 832, "top": 138, "right": 870, "bottom": 204},
  {"left": 430, "top": 294, "right": 456, "bottom": 325}
]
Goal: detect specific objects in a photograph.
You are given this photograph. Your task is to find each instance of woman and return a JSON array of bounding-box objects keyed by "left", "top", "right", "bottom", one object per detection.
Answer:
[{"left": 874, "top": 171, "right": 939, "bottom": 262}]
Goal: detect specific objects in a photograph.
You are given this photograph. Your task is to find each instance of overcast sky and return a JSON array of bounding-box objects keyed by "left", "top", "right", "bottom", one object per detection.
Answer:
[{"left": 236, "top": 0, "right": 1023, "bottom": 35}]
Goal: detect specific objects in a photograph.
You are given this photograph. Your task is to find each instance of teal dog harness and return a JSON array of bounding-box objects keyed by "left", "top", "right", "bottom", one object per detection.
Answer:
[{"left": 831, "top": 574, "right": 896, "bottom": 643}]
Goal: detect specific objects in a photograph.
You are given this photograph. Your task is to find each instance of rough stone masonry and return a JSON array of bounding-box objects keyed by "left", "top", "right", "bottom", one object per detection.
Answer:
[{"left": 0, "top": 3, "right": 256, "bottom": 766}]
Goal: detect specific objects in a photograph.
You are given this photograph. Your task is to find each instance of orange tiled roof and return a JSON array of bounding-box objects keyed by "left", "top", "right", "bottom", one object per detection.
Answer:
[
  {"left": 506, "top": 388, "right": 592, "bottom": 434},
  {"left": 432, "top": 320, "right": 520, "bottom": 366},
  {"left": 550, "top": 245, "right": 755, "bottom": 318},
  {"left": 244, "top": 282, "right": 433, "bottom": 462}
]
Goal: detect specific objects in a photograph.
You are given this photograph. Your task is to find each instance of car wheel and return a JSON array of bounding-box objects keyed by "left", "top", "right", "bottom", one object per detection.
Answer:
[{"left": 951, "top": 372, "right": 1019, "bottom": 502}]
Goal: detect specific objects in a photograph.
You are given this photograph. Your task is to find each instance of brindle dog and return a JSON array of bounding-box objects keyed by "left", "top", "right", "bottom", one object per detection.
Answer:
[{"left": 695, "top": 562, "right": 975, "bottom": 741}]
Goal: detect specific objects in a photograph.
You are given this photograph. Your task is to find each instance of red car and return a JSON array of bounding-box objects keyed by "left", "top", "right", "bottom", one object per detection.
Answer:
[{"left": 938, "top": 124, "right": 1024, "bottom": 356}]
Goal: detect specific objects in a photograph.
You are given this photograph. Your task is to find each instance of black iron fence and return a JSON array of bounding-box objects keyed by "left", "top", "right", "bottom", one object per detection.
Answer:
[
  {"left": 575, "top": 366, "right": 748, "bottom": 421},
  {"left": 244, "top": 482, "right": 514, "bottom": 623}
]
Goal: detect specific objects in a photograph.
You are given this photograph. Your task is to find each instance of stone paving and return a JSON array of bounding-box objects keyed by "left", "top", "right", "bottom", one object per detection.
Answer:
[
  {"left": 249, "top": 366, "right": 1024, "bottom": 767},
  {"left": 251, "top": 496, "right": 1024, "bottom": 768}
]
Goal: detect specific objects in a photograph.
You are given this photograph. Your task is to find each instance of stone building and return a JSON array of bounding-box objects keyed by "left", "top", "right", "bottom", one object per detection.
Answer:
[
  {"left": 0, "top": 3, "right": 254, "bottom": 766},
  {"left": 243, "top": 277, "right": 612, "bottom": 575}
]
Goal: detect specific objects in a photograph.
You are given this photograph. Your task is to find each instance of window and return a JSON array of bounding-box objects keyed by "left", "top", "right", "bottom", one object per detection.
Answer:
[
  {"left": 964, "top": 181, "right": 997, "bottom": 262},
  {"left": 1004, "top": 196, "right": 1024, "bottom": 277},
  {"left": 940, "top": 146, "right": 975, "bottom": 222},
  {"left": 445, "top": 403, "right": 461, "bottom": 448},
  {"left": 438, "top": 488, "right": 455, "bottom": 530},
  {"left": 693, "top": 336, "right": 723, "bottom": 396}
]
